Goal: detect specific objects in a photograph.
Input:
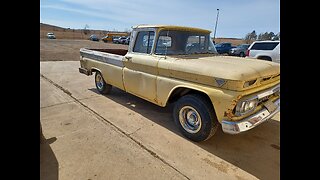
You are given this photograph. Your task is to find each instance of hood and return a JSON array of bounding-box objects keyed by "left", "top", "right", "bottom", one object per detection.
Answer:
[{"left": 158, "top": 55, "right": 280, "bottom": 91}]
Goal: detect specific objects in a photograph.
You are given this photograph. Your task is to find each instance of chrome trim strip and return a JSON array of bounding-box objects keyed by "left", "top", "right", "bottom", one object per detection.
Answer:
[
  {"left": 80, "top": 48, "right": 124, "bottom": 67},
  {"left": 256, "top": 84, "right": 280, "bottom": 99}
]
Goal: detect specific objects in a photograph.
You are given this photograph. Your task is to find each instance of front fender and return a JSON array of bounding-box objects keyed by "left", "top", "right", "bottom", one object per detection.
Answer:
[{"left": 156, "top": 76, "right": 239, "bottom": 123}]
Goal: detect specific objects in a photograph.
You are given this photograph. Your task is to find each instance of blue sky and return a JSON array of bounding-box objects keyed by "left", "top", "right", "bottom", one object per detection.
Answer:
[{"left": 40, "top": 0, "right": 280, "bottom": 38}]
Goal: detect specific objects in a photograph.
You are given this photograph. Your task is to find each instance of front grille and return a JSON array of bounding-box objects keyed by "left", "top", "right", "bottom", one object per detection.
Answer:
[{"left": 258, "top": 95, "right": 272, "bottom": 105}]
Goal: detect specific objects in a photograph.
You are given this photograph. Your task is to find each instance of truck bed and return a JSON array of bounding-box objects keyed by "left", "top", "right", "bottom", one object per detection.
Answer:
[{"left": 80, "top": 48, "right": 127, "bottom": 67}]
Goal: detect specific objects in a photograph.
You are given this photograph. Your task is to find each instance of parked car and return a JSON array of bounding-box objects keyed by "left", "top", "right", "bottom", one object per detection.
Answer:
[
  {"left": 89, "top": 34, "right": 99, "bottom": 41},
  {"left": 113, "top": 36, "right": 127, "bottom": 44},
  {"left": 124, "top": 37, "right": 130, "bottom": 45},
  {"left": 119, "top": 36, "right": 128, "bottom": 44},
  {"left": 112, "top": 36, "right": 120, "bottom": 43},
  {"left": 228, "top": 44, "right": 250, "bottom": 57},
  {"left": 215, "top": 42, "right": 236, "bottom": 54},
  {"left": 102, "top": 36, "right": 109, "bottom": 42},
  {"left": 79, "top": 24, "right": 280, "bottom": 142},
  {"left": 246, "top": 41, "right": 280, "bottom": 63},
  {"left": 47, "top": 32, "right": 56, "bottom": 39},
  {"left": 102, "top": 33, "right": 129, "bottom": 42}
]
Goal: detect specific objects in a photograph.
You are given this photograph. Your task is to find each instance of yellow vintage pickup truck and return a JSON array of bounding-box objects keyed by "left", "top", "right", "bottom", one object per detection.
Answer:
[{"left": 79, "top": 25, "right": 280, "bottom": 142}]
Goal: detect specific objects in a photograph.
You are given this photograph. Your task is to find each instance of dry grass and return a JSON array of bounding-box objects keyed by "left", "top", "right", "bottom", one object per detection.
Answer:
[
  {"left": 40, "top": 23, "right": 252, "bottom": 46},
  {"left": 40, "top": 23, "right": 125, "bottom": 40},
  {"left": 214, "top": 38, "right": 254, "bottom": 46}
]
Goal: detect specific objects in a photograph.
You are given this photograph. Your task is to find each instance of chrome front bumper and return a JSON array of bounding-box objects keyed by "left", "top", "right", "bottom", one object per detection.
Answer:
[{"left": 221, "top": 98, "right": 280, "bottom": 134}]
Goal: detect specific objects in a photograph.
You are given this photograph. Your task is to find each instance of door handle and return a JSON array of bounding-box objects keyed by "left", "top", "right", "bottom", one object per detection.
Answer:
[{"left": 125, "top": 56, "right": 132, "bottom": 61}]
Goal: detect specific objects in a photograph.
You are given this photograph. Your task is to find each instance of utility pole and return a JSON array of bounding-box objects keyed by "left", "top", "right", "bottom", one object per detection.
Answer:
[{"left": 213, "top": 8, "right": 220, "bottom": 42}]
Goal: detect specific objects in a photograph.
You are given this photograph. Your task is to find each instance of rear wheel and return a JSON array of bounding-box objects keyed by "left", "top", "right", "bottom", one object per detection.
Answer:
[
  {"left": 239, "top": 52, "right": 245, "bottom": 57},
  {"left": 95, "top": 72, "right": 112, "bottom": 94},
  {"left": 173, "top": 94, "right": 219, "bottom": 142}
]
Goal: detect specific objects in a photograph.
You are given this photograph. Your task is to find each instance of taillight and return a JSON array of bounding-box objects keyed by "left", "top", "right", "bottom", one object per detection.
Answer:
[{"left": 245, "top": 49, "right": 250, "bottom": 56}]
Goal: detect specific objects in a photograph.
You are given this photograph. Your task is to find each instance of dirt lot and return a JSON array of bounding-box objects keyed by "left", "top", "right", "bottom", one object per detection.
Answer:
[
  {"left": 40, "top": 39, "right": 280, "bottom": 180},
  {"left": 40, "top": 39, "right": 128, "bottom": 61}
]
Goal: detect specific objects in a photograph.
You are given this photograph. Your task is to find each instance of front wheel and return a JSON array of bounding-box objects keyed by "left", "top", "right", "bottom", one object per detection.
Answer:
[
  {"left": 95, "top": 72, "right": 112, "bottom": 94},
  {"left": 173, "top": 94, "right": 219, "bottom": 142}
]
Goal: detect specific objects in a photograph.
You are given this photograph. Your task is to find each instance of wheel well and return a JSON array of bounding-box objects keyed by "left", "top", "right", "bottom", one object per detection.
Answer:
[
  {"left": 257, "top": 56, "right": 272, "bottom": 61},
  {"left": 91, "top": 68, "right": 100, "bottom": 74},
  {"left": 168, "top": 87, "right": 217, "bottom": 119},
  {"left": 168, "top": 87, "right": 213, "bottom": 106}
]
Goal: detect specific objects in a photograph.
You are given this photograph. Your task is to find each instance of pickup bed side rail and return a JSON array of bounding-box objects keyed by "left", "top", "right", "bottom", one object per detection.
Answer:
[{"left": 80, "top": 48, "right": 124, "bottom": 68}]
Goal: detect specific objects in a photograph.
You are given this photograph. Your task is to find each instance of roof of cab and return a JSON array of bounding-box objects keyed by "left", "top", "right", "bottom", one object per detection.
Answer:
[{"left": 132, "top": 24, "right": 211, "bottom": 34}]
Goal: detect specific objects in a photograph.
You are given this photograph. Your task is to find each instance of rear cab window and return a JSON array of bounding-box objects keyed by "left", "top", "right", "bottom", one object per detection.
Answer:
[{"left": 133, "top": 31, "right": 155, "bottom": 54}]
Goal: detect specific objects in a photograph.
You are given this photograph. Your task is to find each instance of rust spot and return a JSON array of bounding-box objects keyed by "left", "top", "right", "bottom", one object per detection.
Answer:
[
  {"left": 225, "top": 95, "right": 243, "bottom": 118},
  {"left": 236, "top": 95, "right": 243, "bottom": 100},
  {"left": 224, "top": 110, "right": 234, "bottom": 119}
]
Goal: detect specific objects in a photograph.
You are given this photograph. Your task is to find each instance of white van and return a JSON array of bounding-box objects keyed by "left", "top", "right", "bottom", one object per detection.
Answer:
[{"left": 246, "top": 41, "right": 280, "bottom": 63}]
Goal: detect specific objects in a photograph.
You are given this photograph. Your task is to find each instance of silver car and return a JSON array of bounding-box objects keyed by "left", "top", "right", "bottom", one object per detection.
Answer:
[
  {"left": 47, "top": 32, "right": 56, "bottom": 39},
  {"left": 228, "top": 44, "right": 250, "bottom": 57}
]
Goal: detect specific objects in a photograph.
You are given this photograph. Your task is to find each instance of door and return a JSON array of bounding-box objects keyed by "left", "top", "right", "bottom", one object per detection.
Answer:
[{"left": 123, "top": 30, "right": 159, "bottom": 103}]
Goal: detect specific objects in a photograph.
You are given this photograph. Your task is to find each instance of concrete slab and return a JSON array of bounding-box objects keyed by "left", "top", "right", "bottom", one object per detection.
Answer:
[
  {"left": 40, "top": 78, "right": 187, "bottom": 180},
  {"left": 131, "top": 117, "right": 279, "bottom": 180},
  {"left": 40, "top": 77, "right": 74, "bottom": 108}
]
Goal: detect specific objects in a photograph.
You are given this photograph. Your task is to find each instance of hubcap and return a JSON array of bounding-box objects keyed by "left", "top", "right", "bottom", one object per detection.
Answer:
[
  {"left": 179, "top": 106, "right": 202, "bottom": 133},
  {"left": 95, "top": 74, "right": 104, "bottom": 90}
]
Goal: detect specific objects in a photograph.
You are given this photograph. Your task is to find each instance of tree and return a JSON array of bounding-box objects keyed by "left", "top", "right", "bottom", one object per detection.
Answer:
[
  {"left": 83, "top": 24, "right": 90, "bottom": 35},
  {"left": 272, "top": 32, "right": 280, "bottom": 40},
  {"left": 257, "top": 32, "right": 277, "bottom": 41},
  {"left": 244, "top": 30, "right": 257, "bottom": 44}
]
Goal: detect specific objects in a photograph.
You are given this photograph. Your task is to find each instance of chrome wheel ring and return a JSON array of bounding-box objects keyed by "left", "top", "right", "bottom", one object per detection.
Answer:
[
  {"left": 179, "top": 106, "right": 202, "bottom": 133},
  {"left": 95, "top": 73, "right": 104, "bottom": 90}
]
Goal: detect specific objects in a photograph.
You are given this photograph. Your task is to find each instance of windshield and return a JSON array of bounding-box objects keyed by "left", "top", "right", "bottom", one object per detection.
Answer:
[
  {"left": 155, "top": 30, "right": 217, "bottom": 55},
  {"left": 215, "top": 44, "right": 223, "bottom": 48}
]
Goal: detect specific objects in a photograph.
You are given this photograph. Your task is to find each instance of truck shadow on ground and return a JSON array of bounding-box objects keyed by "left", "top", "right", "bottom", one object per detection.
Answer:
[
  {"left": 89, "top": 87, "right": 280, "bottom": 180},
  {"left": 40, "top": 137, "right": 59, "bottom": 180}
]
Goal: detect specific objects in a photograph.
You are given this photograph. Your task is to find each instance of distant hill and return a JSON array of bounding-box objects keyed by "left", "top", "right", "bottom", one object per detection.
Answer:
[
  {"left": 40, "top": 23, "right": 66, "bottom": 31},
  {"left": 214, "top": 37, "right": 248, "bottom": 46},
  {"left": 40, "top": 23, "right": 128, "bottom": 40},
  {"left": 40, "top": 23, "right": 248, "bottom": 45}
]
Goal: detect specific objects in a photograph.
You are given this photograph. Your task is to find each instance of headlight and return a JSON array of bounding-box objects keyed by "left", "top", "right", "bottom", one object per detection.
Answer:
[{"left": 235, "top": 98, "right": 258, "bottom": 116}]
